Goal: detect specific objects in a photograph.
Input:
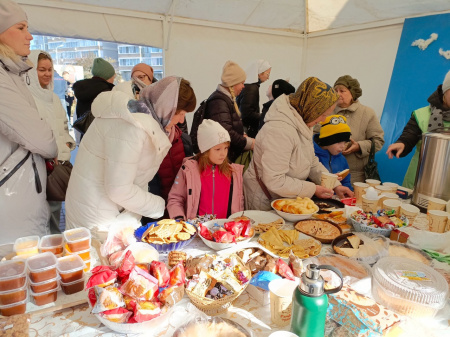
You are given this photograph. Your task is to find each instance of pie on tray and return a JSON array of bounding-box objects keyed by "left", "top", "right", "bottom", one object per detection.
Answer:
[{"left": 294, "top": 219, "right": 341, "bottom": 243}]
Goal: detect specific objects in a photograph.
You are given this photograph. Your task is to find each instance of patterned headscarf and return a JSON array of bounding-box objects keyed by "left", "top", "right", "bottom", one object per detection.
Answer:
[{"left": 289, "top": 77, "right": 339, "bottom": 124}]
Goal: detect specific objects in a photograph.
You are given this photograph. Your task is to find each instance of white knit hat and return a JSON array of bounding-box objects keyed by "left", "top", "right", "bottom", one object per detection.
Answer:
[
  {"left": 197, "top": 119, "right": 231, "bottom": 153},
  {"left": 0, "top": 0, "right": 27, "bottom": 34},
  {"left": 443, "top": 70, "right": 450, "bottom": 94}
]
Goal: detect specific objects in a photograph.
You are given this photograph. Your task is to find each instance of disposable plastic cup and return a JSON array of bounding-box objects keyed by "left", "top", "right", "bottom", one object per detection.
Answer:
[
  {"left": 400, "top": 204, "right": 420, "bottom": 225},
  {"left": 427, "top": 198, "right": 447, "bottom": 212},
  {"left": 320, "top": 172, "right": 337, "bottom": 189},
  {"left": 382, "top": 182, "right": 398, "bottom": 193},
  {"left": 353, "top": 182, "right": 369, "bottom": 205},
  {"left": 268, "top": 279, "right": 298, "bottom": 327},
  {"left": 365, "top": 179, "right": 381, "bottom": 187},
  {"left": 383, "top": 199, "right": 402, "bottom": 215},
  {"left": 427, "top": 210, "right": 449, "bottom": 233},
  {"left": 362, "top": 194, "right": 380, "bottom": 213},
  {"left": 378, "top": 193, "right": 399, "bottom": 207}
]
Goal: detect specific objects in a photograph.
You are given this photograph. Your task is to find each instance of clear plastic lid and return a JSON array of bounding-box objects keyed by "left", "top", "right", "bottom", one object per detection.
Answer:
[
  {"left": 14, "top": 236, "right": 39, "bottom": 255},
  {"left": 63, "top": 228, "right": 91, "bottom": 244},
  {"left": 0, "top": 260, "right": 26, "bottom": 281},
  {"left": 56, "top": 255, "right": 85, "bottom": 274},
  {"left": 0, "top": 297, "right": 28, "bottom": 309},
  {"left": 29, "top": 275, "right": 60, "bottom": 286},
  {"left": 0, "top": 282, "right": 27, "bottom": 295},
  {"left": 372, "top": 257, "right": 448, "bottom": 307},
  {"left": 27, "top": 252, "right": 57, "bottom": 272},
  {"left": 30, "top": 284, "right": 61, "bottom": 297},
  {"left": 39, "top": 234, "right": 63, "bottom": 250}
]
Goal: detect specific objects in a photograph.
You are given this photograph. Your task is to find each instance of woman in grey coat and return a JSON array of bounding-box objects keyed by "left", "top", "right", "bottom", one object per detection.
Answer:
[{"left": 0, "top": 0, "right": 57, "bottom": 250}]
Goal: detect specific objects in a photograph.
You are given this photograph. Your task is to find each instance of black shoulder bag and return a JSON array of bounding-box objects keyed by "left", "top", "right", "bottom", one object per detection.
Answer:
[{"left": 364, "top": 139, "right": 381, "bottom": 181}]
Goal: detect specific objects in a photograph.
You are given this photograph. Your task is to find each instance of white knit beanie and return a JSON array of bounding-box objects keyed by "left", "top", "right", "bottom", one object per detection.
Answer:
[
  {"left": 197, "top": 119, "right": 231, "bottom": 153},
  {"left": 443, "top": 70, "right": 450, "bottom": 94},
  {"left": 0, "top": 0, "right": 27, "bottom": 34}
]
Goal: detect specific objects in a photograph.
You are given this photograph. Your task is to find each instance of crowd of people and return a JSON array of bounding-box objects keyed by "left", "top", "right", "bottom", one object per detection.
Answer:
[{"left": 1, "top": 0, "right": 449, "bottom": 245}]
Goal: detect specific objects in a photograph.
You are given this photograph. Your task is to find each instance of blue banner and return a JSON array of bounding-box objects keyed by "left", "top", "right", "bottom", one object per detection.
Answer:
[{"left": 377, "top": 13, "right": 450, "bottom": 185}]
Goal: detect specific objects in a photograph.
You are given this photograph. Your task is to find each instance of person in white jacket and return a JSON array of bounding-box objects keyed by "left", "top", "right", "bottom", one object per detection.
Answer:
[
  {"left": 65, "top": 76, "right": 196, "bottom": 241},
  {"left": 0, "top": 0, "right": 58, "bottom": 251},
  {"left": 27, "top": 50, "right": 76, "bottom": 233}
]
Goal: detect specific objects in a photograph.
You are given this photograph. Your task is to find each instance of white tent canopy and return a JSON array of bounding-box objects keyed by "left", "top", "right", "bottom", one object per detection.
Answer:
[{"left": 18, "top": 0, "right": 450, "bottom": 121}]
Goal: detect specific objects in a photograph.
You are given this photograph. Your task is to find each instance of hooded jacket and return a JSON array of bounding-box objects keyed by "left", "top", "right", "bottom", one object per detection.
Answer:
[
  {"left": 244, "top": 95, "right": 336, "bottom": 211},
  {"left": 313, "top": 135, "right": 352, "bottom": 190},
  {"left": 0, "top": 53, "right": 58, "bottom": 244},
  {"left": 236, "top": 81, "right": 261, "bottom": 138},
  {"left": 73, "top": 76, "right": 114, "bottom": 119},
  {"left": 27, "top": 50, "right": 75, "bottom": 161},
  {"left": 65, "top": 90, "right": 172, "bottom": 240},
  {"left": 167, "top": 158, "right": 244, "bottom": 220}
]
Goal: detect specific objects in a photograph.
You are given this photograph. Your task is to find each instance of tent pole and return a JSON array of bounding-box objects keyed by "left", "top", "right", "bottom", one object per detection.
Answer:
[{"left": 300, "top": 0, "right": 309, "bottom": 81}]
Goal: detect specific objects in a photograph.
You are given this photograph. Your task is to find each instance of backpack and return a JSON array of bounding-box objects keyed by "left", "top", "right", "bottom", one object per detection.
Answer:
[{"left": 189, "top": 99, "right": 208, "bottom": 154}]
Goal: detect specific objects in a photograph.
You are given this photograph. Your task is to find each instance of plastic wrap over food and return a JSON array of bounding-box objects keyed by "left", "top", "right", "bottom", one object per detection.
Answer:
[
  {"left": 173, "top": 317, "right": 252, "bottom": 337},
  {"left": 100, "top": 213, "right": 142, "bottom": 257},
  {"left": 92, "top": 285, "right": 125, "bottom": 314}
]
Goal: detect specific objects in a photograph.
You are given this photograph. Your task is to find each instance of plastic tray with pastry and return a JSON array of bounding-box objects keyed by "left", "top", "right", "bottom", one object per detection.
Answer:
[
  {"left": 135, "top": 219, "right": 197, "bottom": 253},
  {"left": 294, "top": 219, "right": 342, "bottom": 243},
  {"left": 332, "top": 232, "right": 388, "bottom": 266},
  {"left": 271, "top": 197, "right": 319, "bottom": 222},
  {"left": 228, "top": 210, "right": 285, "bottom": 234}
]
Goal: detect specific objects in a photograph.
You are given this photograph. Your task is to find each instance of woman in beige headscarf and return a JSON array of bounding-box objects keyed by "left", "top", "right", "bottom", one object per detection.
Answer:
[
  {"left": 244, "top": 77, "right": 353, "bottom": 211},
  {"left": 65, "top": 76, "right": 195, "bottom": 240}
]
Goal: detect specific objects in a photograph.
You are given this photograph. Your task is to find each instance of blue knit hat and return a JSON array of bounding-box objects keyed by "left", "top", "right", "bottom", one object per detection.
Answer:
[{"left": 92, "top": 58, "right": 115, "bottom": 80}]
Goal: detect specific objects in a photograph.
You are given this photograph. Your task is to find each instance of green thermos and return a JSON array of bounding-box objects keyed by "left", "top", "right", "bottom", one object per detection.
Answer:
[{"left": 291, "top": 264, "right": 343, "bottom": 337}]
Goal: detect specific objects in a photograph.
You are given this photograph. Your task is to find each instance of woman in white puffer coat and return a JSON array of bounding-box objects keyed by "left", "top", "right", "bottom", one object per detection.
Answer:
[
  {"left": 65, "top": 76, "right": 196, "bottom": 241},
  {"left": 27, "top": 50, "right": 76, "bottom": 233},
  {"left": 0, "top": 0, "right": 58, "bottom": 251}
]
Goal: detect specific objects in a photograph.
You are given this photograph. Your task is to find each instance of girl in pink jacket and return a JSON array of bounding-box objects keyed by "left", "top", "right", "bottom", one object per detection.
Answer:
[{"left": 167, "top": 119, "right": 244, "bottom": 220}]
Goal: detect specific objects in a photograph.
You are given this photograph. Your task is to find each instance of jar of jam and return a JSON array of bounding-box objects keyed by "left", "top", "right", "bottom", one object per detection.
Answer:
[
  {"left": 61, "top": 277, "right": 85, "bottom": 295},
  {"left": 0, "top": 284, "right": 27, "bottom": 305},
  {"left": 57, "top": 255, "right": 85, "bottom": 283},
  {"left": 63, "top": 228, "right": 91, "bottom": 252},
  {"left": 30, "top": 276, "right": 59, "bottom": 293},
  {"left": 0, "top": 298, "right": 27, "bottom": 316},
  {"left": 39, "top": 234, "right": 64, "bottom": 255},
  {"left": 30, "top": 285, "right": 60, "bottom": 306}
]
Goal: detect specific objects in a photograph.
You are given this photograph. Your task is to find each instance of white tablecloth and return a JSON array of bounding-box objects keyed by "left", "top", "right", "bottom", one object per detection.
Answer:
[{"left": 20, "top": 212, "right": 450, "bottom": 336}]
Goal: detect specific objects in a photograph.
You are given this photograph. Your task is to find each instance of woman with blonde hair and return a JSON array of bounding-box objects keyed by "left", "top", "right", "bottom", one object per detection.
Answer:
[
  {"left": 27, "top": 50, "right": 76, "bottom": 233},
  {"left": 0, "top": 0, "right": 57, "bottom": 246},
  {"left": 191, "top": 60, "right": 254, "bottom": 162}
]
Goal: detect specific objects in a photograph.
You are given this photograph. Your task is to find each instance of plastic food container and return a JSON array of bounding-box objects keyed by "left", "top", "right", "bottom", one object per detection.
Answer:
[
  {"left": 27, "top": 252, "right": 58, "bottom": 283},
  {"left": 63, "top": 228, "right": 91, "bottom": 252},
  {"left": 0, "top": 260, "right": 27, "bottom": 291},
  {"left": 57, "top": 255, "right": 85, "bottom": 283},
  {"left": 61, "top": 276, "right": 85, "bottom": 295},
  {"left": 30, "top": 276, "right": 59, "bottom": 293},
  {"left": 30, "top": 285, "right": 60, "bottom": 306},
  {"left": 0, "top": 284, "right": 27, "bottom": 305},
  {"left": 39, "top": 234, "right": 64, "bottom": 255},
  {"left": 0, "top": 298, "right": 27, "bottom": 316},
  {"left": 64, "top": 244, "right": 91, "bottom": 261},
  {"left": 372, "top": 257, "right": 448, "bottom": 317},
  {"left": 14, "top": 236, "right": 39, "bottom": 256},
  {"left": 83, "top": 259, "right": 91, "bottom": 273}
]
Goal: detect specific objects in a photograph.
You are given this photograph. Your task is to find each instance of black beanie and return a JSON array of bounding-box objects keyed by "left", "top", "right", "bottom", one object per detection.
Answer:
[{"left": 272, "top": 79, "right": 295, "bottom": 99}]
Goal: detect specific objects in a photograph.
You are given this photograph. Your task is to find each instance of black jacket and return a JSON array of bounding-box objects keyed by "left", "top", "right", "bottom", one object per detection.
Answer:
[
  {"left": 259, "top": 100, "right": 273, "bottom": 130},
  {"left": 396, "top": 86, "right": 446, "bottom": 157},
  {"left": 236, "top": 82, "right": 261, "bottom": 138},
  {"left": 205, "top": 90, "right": 246, "bottom": 162},
  {"left": 73, "top": 76, "right": 114, "bottom": 118}
]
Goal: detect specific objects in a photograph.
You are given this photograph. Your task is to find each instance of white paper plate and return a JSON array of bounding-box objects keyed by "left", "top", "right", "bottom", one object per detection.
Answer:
[{"left": 228, "top": 210, "right": 285, "bottom": 230}]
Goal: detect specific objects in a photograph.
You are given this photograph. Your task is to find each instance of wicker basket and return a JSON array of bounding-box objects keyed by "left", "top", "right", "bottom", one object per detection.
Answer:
[
  {"left": 185, "top": 255, "right": 251, "bottom": 315},
  {"left": 351, "top": 218, "right": 392, "bottom": 237}
]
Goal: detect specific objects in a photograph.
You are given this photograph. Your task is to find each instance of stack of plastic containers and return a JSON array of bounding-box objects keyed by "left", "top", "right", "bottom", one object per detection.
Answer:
[
  {"left": 63, "top": 228, "right": 92, "bottom": 272},
  {"left": 39, "top": 234, "right": 64, "bottom": 257},
  {"left": 27, "top": 252, "right": 60, "bottom": 306},
  {"left": 0, "top": 260, "right": 28, "bottom": 316},
  {"left": 13, "top": 236, "right": 40, "bottom": 259},
  {"left": 57, "top": 255, "right": 86, "bottom": 295}
]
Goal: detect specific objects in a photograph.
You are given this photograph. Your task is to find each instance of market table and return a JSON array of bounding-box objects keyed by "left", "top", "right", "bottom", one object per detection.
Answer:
[{"left": 6, "top": 212, "right": 450, "bottom": 336}]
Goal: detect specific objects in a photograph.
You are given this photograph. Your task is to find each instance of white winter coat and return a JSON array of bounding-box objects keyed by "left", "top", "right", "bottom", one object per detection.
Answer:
[
  {"left": 65, "top": 91, "right": 172, "bottom": 240},
  {"left": 0, "top": 54, "right": 58, "bottom": 244},
  {"left": 27, "top": 50, "right": 75, "bottom": 161},
  {"left": 244, "top": 95, "right": 337, "bottom": 210}
]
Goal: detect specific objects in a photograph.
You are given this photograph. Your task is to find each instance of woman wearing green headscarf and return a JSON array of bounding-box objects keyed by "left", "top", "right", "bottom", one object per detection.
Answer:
[{"left": 244, "top": 77, "right": 354, "bottom": 211}]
